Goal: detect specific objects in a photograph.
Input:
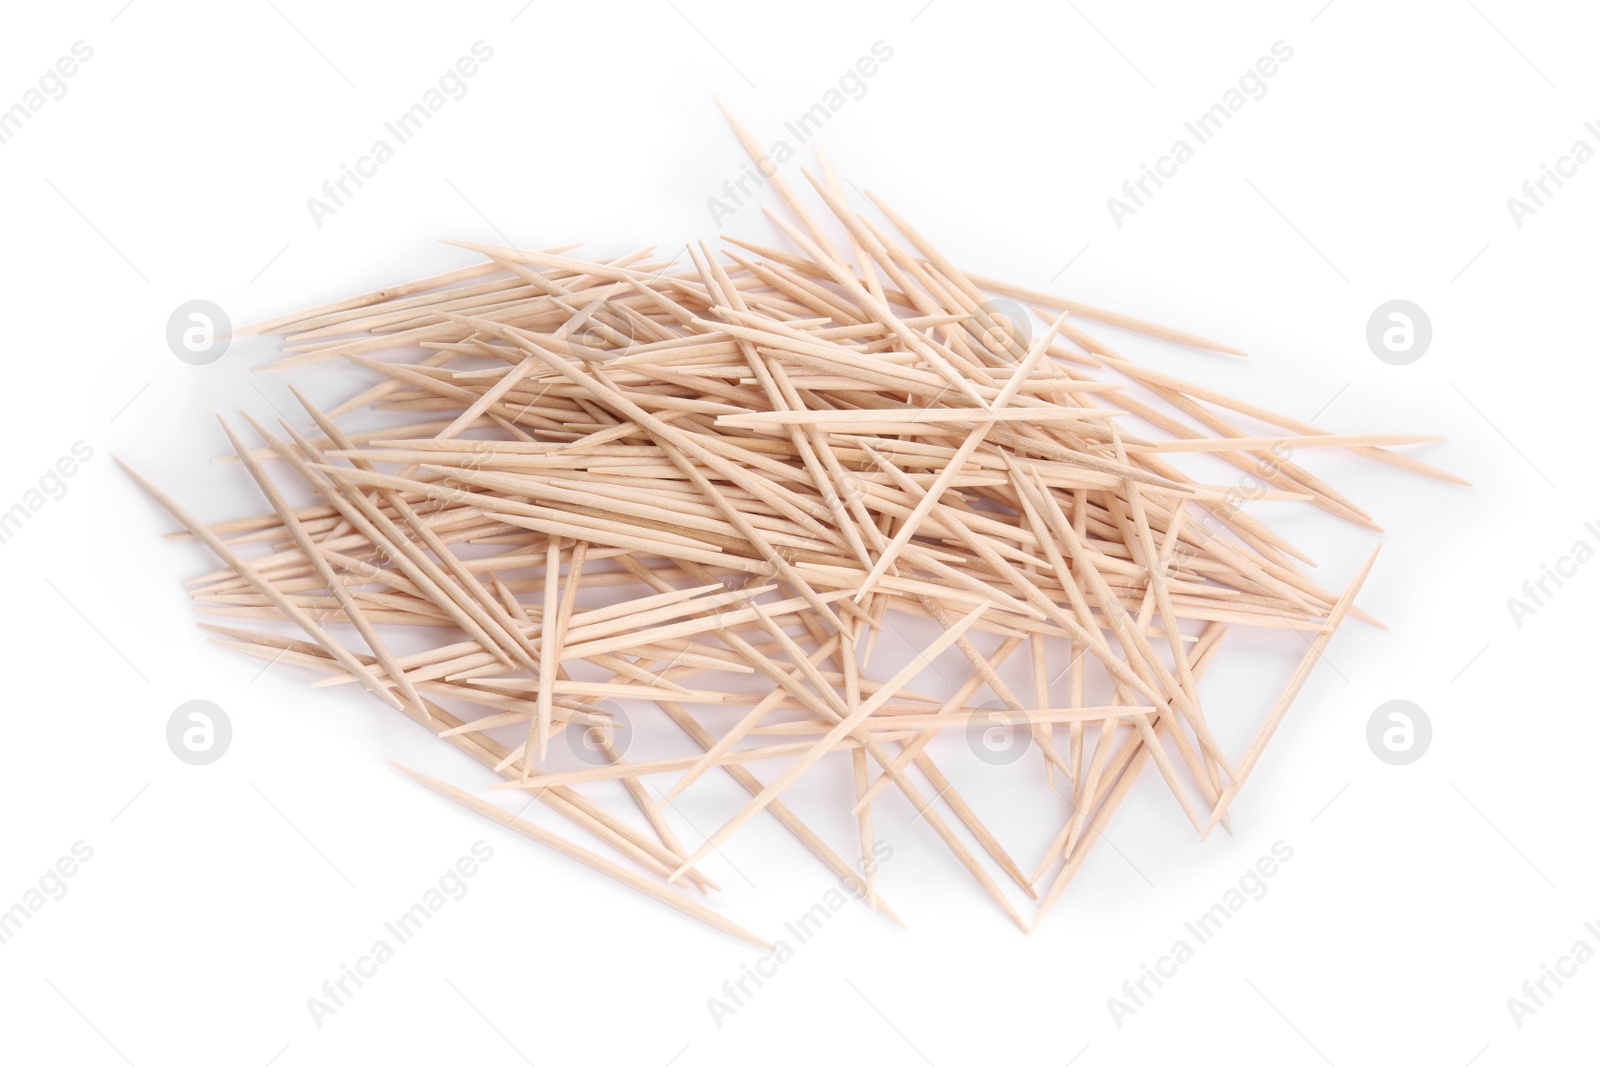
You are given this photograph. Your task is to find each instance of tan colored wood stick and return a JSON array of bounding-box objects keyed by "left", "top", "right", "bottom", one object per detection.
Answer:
[
  {"left": 1200, "top": 546, "right": 1380, "bottom": 838},
  {"left": 141, "top": 126, "right": 1451, "bottom": 939},
  {"left": 393, "top": 764, "right": 770, "bottom": 949},
  {"left": 119, "top": 459, "right": 404, "bottom": 709},
  {"left": 667, "top": 603, "right": 989, "bottom": 885}
]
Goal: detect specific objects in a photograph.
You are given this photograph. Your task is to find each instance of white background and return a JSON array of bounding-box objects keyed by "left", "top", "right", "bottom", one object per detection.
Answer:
[{"left": 1, "top": 1, "right": 1594, "bottom": 1064}]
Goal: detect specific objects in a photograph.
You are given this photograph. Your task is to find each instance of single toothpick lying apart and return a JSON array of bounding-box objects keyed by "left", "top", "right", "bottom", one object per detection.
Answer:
[
  {"left": 393, "top": 763, "right": 772, "bottom": 949},
  {"left": 126, "top": 110, "right": 1460, "bottom": 945}
]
